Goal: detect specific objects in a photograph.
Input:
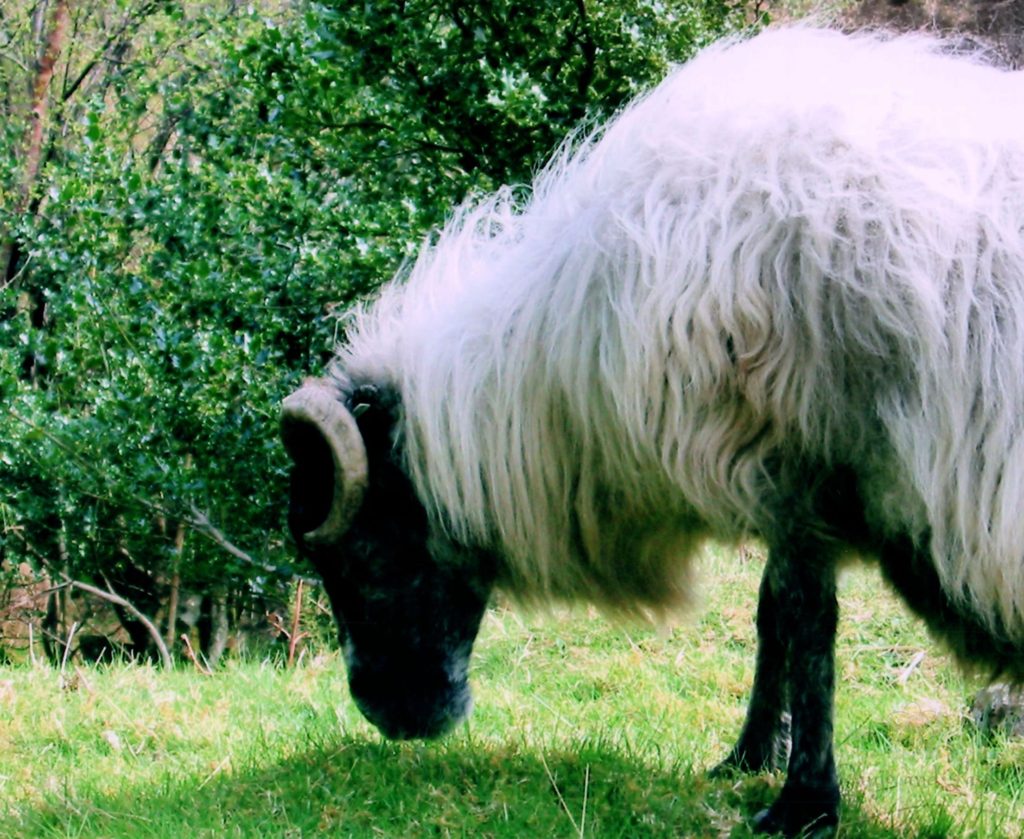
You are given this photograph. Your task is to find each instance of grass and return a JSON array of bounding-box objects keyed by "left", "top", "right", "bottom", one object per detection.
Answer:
[{"left": 0, "top": 546, "right": 1022, "bottom": 837}]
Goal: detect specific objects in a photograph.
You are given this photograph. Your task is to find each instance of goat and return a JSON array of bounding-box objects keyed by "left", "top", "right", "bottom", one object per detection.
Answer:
[{"left": 282, "top": 28, "right": 1024, "bottom": 835}]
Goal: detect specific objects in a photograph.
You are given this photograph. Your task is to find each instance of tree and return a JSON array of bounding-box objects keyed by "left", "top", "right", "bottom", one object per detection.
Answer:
[{"left": 1, "top": 0, "right": 301, "bottom": 661}]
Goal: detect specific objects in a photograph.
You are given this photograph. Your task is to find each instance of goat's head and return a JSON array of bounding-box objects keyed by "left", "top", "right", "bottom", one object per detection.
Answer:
[{"left": 281, "top": 380, "right": 493, "bottom": 739}]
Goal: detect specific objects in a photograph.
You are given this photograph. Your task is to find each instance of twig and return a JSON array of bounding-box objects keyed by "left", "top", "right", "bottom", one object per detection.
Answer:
[
  {"left": 539, "top": 751, "right": 582, "bottom": 837},
  {"left": 580, "top": 764, "right": 590, "bottom": 839},
  {"left": 267, "top": 611, "right": 287, "bottom": 636},
  {"left": 180, "top": 633, "right": 212, "bottom": 675},
  {"left": 0, "top": 50, "right": 31, "bottom": 73},
  {"left": 59, "top": 620, "right": 78, "bottom": 676},
  {"left": 287, "top": 579, "right": 306, "bottom": 668},
  {"left": 187, "top": 505, "right": 319, "bottom": 586},
  {"left": 0, "top": 251, "right": 32, "bottom": 290},
  {"left": 267, "top": 601, "right": 310, "bottom": 669},
  {"left": 63, "top": 576, "right": 172, "bottom": 668},
  {"left": 897, "top": 651, "right": 926, "bottom": 685},
  {"left": 197, "top": 756, "right": 231, "bottom": 791},
  {"left": 73, "top": 665, "right": 93, "bottom": 694}
]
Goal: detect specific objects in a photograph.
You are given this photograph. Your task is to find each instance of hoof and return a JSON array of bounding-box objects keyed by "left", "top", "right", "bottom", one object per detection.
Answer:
[
  {"left": 709, "top": 751, "right": 764, "bottom": 778},
  {"left": 708, "top": 761, "right": 738, "bottom": 779},
  {"left": 713, "top": 714, "right": 792, "bottom": 778},
  {"left": 751, "top": 784, "right": 839, "bottom": 838},
  {"left": 753, "top": 807, "right": 837, "bottom": 838}
]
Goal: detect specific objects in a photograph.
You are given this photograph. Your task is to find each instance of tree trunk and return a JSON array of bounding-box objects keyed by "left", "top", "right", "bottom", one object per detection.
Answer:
[
  {"left": 164, "top": 522, "right": 185, "bottom": 648},
  {"left": 1, "top": 0, "right": 70, "bottom": 283},
  {"left": 200, "top": 590, "right": 230, "bottom": 666}
]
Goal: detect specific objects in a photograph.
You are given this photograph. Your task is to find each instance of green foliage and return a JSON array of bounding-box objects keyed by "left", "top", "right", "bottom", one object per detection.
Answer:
[
  {"left": 234, "top": 0, "right": 751, "bottom": 232},
  {"left": 328, "top": 0, "right": 739, "bottom": 174},
  {"left": 0, "top": 1, "right": 756, "bottom": 655}
]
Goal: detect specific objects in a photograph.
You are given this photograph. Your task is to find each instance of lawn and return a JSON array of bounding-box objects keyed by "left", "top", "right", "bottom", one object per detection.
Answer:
[{"left": 0, "top": 546, "right": 1021, "bottom": 837}]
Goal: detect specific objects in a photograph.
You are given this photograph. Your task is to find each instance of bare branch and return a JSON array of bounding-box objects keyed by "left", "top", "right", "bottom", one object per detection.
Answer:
[
  {"left": 61, "top": 0, "right": 164, "bottom": 102},
  {"left": 572, "top": 0, "right": 596, "bottom": 101},
  {"left": 0, "top": 50, "right": 31, "bottom": 73},
  {"left": 1, "top": 251, "right": 34, "bottom": 291},
  {"left": 64, "top": 576, "right": 173, "bottom": 668},
  {"left": 186, "top": 505, "right": 319, "bottom": 586},
  {"left": 180, "top": 633, "right": 212, "bottom": 675},
  {"left": 59, "top": 620, "right": 79, "bottom": 676}
]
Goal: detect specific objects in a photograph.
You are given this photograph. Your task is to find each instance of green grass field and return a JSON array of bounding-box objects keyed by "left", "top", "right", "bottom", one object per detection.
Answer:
[{"left": 1, "top": 546, "right": 1022, "bottom": 837}]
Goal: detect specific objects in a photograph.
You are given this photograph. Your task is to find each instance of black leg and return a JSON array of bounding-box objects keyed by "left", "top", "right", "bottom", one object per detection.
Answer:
[
  {"left": 751, "top": 540, "right": 840, "bottom": 838},
  {"left": 713, "top": 557, "right": 791, "bottom": 775}
]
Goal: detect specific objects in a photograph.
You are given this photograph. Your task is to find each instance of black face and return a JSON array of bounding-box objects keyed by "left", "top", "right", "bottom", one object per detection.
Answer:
[{"left": 287, "top": 386, "right": 494, "bottom": 740}]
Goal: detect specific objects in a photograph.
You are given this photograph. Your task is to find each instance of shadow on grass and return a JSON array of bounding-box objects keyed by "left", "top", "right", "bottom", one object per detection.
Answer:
[{"left": 4, "top": 735, "right": 957, "bottom": 839}]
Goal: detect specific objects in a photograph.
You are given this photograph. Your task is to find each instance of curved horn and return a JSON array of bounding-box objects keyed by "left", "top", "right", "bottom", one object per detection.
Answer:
[{"left": 281, "top": 380, "right": 368, "bottom": 545}]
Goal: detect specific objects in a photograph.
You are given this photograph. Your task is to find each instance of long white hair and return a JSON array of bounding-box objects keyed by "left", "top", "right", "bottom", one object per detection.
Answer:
[{"left": 334, "top": 28, "right": 1024, "bottom": 633}]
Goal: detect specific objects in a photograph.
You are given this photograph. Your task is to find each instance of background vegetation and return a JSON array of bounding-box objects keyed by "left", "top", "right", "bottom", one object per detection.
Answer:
[{"left": 0, "top": 0, "right": 753, "bottom": 663}]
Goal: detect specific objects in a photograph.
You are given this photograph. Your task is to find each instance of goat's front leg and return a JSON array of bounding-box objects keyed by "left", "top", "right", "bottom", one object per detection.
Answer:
[
  {"left": 713, "top": 556, "right": 792, "bottom": 775},
  {"left": 751, "top": 541, "right": 840, "bottom": 837}
]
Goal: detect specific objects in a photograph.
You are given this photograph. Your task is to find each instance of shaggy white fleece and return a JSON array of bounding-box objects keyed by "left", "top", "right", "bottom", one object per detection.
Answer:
[{"left": 335, "top": 28, "right": 1024, "bottom": 635}]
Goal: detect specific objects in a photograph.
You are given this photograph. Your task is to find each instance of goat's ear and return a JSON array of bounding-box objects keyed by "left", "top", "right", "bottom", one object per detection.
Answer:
[
  {"left": 348, "top": 384, "right": 400, "bottom": 449},
  {"left": 349, "top": 385, "right": 380, "bottom": 418}
]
